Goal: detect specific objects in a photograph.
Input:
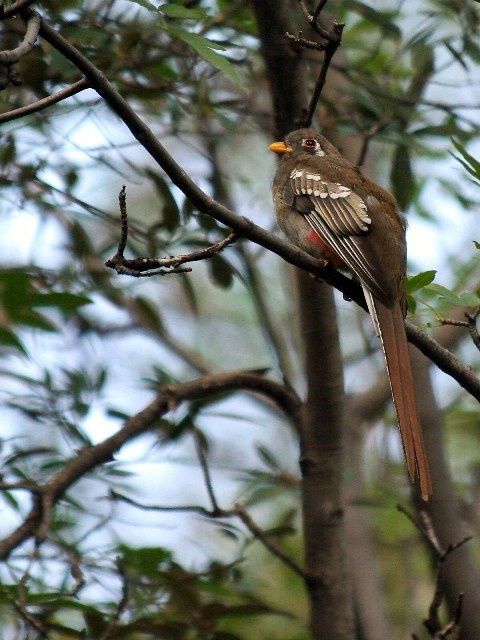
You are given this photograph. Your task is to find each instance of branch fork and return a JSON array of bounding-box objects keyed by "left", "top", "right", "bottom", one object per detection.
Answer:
[{"left": 105, "top": 186, "right": 237, "bottom": 277}]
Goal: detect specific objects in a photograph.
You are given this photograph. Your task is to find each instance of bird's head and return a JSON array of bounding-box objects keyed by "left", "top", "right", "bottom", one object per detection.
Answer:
[
  {"left": 269, "top": 129, "right": 334, "bottom": 158},
  {"left": 269, "top": 129, "right": 341, "bottom": 158}
]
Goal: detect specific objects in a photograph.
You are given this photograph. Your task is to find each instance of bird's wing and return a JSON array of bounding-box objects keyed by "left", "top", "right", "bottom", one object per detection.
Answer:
[{"left": 287, "top": 167, "right": 388, "bottom": 302}]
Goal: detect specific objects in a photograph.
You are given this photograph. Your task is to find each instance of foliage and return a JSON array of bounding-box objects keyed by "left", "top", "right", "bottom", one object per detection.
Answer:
[{"left": 0, "top": 0, "right": 479, "bottom": 638}]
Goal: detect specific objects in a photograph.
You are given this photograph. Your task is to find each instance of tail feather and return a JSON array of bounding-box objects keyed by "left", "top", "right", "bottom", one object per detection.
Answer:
[{"left": 362, "top": 286, "right": 432, "bottom": 501}]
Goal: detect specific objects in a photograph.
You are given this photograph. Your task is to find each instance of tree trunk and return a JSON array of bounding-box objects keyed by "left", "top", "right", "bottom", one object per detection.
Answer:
[
  {"left": 253, "top": 2, "right": 355, "bottom": 637},
  {"left": 297, "top": 274, "right": 355, "bottom": 639},
  {"left": 411, "top": 345, "right": 480, "bottom": 640}
]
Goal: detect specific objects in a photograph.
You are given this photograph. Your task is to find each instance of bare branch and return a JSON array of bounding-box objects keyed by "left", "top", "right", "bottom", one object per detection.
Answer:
[
  {"left": 0, "top": 371, "right": 301, "bottom": 559},
  {"left": 398, "top": 506, "right": 470, "bottom": 639},
  {"left": 406, "top": 322, "right": 480, "bottom": 402},
  {"left": 0, "top": 78, "right": 89, "bottom": 124},
  {"left": 116, "top": 185, "right": 128, "bottom": 258},
  {"left": 193, "top": 428, "right": 221, "bottom": 514},
  {"left": 289, "top": 1, "right": 344, "bottom": 126},
  {"left": 19, "top": 10, "right": 480, "bottom": 410},
  {"left": 0, "top": 10, "right": 39, "bottom": 64},
  {"left": 105, "top": 186, "right": 238, "bottom": 276},
  {"left": 0, "top": 0, "right": 37, "bottom": 19},
  {"left": 234, "top": 502, "right": 305, "bottom": 577},
  {"left": 465, "top": 308, "right": 480, "bottom": 351},
  {"left": 98, "top": 558, "right": 130, "bottom": 640},
  {"left": 109, "top": 492, "right": 306, "bottom": 578}
]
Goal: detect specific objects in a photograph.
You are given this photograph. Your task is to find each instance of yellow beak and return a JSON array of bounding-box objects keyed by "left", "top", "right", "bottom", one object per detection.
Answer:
[{"left": 269, "top": 141, "right": 293, "bottom": 154}]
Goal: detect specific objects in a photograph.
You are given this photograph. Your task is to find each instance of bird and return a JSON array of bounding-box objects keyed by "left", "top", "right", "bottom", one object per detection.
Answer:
[{"left": 269, "top": 128, "right": 432, "bottom": 501}]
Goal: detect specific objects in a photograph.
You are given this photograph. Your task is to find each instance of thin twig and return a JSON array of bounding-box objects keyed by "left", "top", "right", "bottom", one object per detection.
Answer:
[
  {"left": 398, "top": 505, "right": 471, "bottom": 638},
  {"left": 116, "top": 185, "right": 128, "bottom": 258},
  {"left": 105, "top": 190, "right": 238, "bottom": 279},
  {"left": 355, "top": 121, "right": 390, "bottom": 167},
  {"left": 109, "top": 491, "right": 305, "bottom": 578},
  {"left": 234, "top": 503, "right": 305, "bottom": 577},
  {"left": 0, "top": 78, "right": 89, "bottom": 124},
  {"left": 291, "top": 0, "right": 344, "bottom": 127},
  {"left": 193, "top": 428, "right": 221, "bottom": 514},
  {"left": 98, "top": 558, "right": 130, "bottom": 640}
]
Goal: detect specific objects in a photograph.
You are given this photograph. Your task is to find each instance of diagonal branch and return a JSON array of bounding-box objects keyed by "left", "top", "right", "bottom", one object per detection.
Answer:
[
  {"left": 29, "top": 10, "right": 361, "bottom": 296},
  {"left": 0, "top": 0, "right": 37, "bottom": 20},
  {"left": 19, "top": 10, "right": 480, "bottom": 409},
  {"left": 0, "top": 78, "right": 89, "bottom": 124},
  {"left": 109, "top": 492, "right": 306, "bottom": 577},
  {"left": 406, "top": 322, "right": 480, "bottom": 402}
]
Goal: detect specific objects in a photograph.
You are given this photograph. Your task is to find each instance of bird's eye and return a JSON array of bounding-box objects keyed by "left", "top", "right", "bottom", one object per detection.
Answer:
[{"left": 303, "top": 138, "right": 317, "bottom": 149}]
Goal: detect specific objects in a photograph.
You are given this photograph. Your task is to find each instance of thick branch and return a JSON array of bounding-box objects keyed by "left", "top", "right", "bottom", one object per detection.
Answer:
[
  {"left": 26, "top": 10, "right": 480, "bottom": 407},
  {"left": 406, "top": 322, "right": 480, "bottom": 402},
  {"left": 0, "top": 10, "right": 39, "bottom": 63},
  {"left": 0, "top": 0, "right": 36, "bottom": 19},
  {"left": 27, "top": 11, "right": 363, "bottom": 293}
]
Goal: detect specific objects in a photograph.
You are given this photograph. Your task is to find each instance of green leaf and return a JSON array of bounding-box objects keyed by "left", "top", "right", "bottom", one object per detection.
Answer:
[
  {"left": 134, "top": 295, "right": 164, "bottom": 333},
  {"left": 68, "top": 221, "right": 95, "bottom": 258},
  {"left": 408, "top": 42, "right": 435, "bottom": 101},
  {"left": 0, "top": 327, "right": 27, "bottom": 355},
  {"left": 424, "top": 283, "right": 464, "bottom": 306},
  {"left": 208, "top": 254, "right": 234, "bottom": 289},
  {"left": 256, "top": 444, "right": 279, "bottom": 470},
  {"left": 127, "top": 0, "right": 157, "bottom": 11},
  {"left": 349, "top": 0, "right": 401, "bottom": 38},
  {"left": 450, "top": 138, "right": 480, "bottom": 182},
  {"left": 158, "top": 3, "right": 208, "bottom": 19},
  {"left": 390, "top": 144, "right": 416, "bottom": 210},
  {"left": 31, "top": 292, "right": 92, "bottom": 314},
  {"left": 457, "top": 291, "right": 480, "bottom": 307},
  {"left": 406, "top": 270, "right": 436, "bottom": 294},
  {"left": 0, "top": 134, "right": 16, "bottom": 164},
  {"left": 169, "top": 28, "right": 227, "bottom": 52},
  {"left": 145, "top": 168, "right": 180, "bottom": 232},
  {"left": 406, "top": 293, "right": 417, "bottom": 314},
  {"left": 168, "top": 27, "right": 243, "bottom": 87}
]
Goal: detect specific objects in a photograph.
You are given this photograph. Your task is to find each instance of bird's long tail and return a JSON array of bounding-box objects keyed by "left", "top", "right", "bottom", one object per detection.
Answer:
[{"left": 362, "top": 285, "right": 432, "bottom": 501}]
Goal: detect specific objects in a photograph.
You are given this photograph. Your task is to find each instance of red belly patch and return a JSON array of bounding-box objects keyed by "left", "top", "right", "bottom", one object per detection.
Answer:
[{"left": 306, "top": 228, "right": 345, "bottom": 268}]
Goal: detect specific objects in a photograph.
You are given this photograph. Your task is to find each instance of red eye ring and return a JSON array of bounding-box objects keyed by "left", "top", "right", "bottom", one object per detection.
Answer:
[{"left": 303, "top": 138, "right": 317, "bottom": 148}]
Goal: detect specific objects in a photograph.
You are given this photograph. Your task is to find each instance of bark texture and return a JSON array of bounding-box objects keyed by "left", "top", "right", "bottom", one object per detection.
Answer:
[{"left": 253, "top": 1, "right": 355, "bottom": 637}]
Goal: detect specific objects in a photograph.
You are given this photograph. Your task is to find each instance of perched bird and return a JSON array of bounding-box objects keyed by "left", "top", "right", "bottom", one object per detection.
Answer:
[{"left": 269, "top": 128, "right": 432, "bottom": 501}]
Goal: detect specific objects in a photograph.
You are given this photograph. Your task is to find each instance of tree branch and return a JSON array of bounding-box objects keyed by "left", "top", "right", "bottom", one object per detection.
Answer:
[
  {"left": 288, "top": 0, "right": 345, "bottom": 127},
  {"left": 109, "top": 492, "right": 306, "bottom": 577},
  {"left": 406, "top": 321, "right": 480, "bottom": 402},
  {"left": 105, "top": 186, "right": 238, "bottom": 276},
  {"left": 0, "top": 371, "right": 300, "bottom": 559},
  {"left": 23, "top": 10, "right": 480, "bottom": 408},
  {"left": 0, "top": 0, "right": 37, "bottom": 20},
  {"left": 0, "top": 10, "right": 39, "bottom": 64},
  {"left": 0, "top": 78, "right": 89, "bottom": 124}
]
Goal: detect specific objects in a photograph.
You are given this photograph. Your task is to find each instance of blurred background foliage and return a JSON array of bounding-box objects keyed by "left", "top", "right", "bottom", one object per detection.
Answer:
[{"left": 0, "top": 0, "right": 479, "bottom": 638}]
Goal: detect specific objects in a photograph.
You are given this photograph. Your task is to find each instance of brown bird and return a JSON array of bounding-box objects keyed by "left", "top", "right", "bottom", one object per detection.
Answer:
[{"left": 269, "top": 128, "right": 432, "bottom": 501}]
